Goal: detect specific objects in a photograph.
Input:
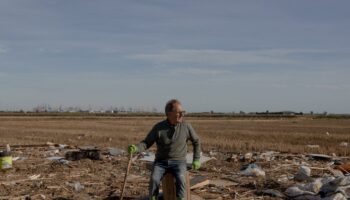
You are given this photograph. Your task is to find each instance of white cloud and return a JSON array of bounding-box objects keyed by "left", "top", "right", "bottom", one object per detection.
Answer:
[
  {"left": 169, "top": 67, "right": 230, "bottom": 76},
  {"left": 129, "top": 48, "right": 334, "bottom": 66}
]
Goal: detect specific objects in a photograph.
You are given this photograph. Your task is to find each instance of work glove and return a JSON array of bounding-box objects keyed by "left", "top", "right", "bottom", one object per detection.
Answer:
[
  {"left": 192, "top": 159, "right": 201, "bottom": 170},
  {"left": 127, "top": 145, "right": 138, "bottom": 154}
]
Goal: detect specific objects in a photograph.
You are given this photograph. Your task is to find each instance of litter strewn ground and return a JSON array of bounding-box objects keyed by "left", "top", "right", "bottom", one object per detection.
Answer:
[{"left": 1, "top": 143, "right": 349, "bottom": 200}]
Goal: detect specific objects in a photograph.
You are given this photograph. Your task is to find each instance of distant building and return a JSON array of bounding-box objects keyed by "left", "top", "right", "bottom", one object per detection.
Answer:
[{"left": 255, "top": 111, "right": 303, "bottom": 116}]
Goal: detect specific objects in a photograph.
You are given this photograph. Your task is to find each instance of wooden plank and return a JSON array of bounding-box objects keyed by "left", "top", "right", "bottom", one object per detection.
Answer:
[
  {"left": 190, "top": 176, "right": 210, "bottom": 190},
  {"left": 186, "top": 173, "right": 191, "bottom": 200}
]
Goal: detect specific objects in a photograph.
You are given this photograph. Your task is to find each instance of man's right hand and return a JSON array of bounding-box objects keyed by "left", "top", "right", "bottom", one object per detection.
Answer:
[{"left": 128, "top": 145, "right": 138, "bottom": 154}]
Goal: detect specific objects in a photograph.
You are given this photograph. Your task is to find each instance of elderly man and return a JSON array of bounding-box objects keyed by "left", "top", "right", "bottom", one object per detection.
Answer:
[{"left": 128, "top": 99, "right": 201, "bottom": 200}]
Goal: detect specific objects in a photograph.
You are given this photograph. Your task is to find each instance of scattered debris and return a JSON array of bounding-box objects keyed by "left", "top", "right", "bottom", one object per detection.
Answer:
[
  {"left": 294, "top": 166, "right": 312, "bottom": 182},
  {"left": 285, "top": 185, "right": 316, "bottom": 198},
  {"left": 339, "top": 142, "right": 348, "bottom": 147},
  {"left": 209, "top": 179, "right": 238, "bottom": 187},
  {"left": 334, "top": 163, "right": 350, "bottom": 175},
  {"left": 1, "top": 144, "right": 350, "bottom": 199},
  {"left": 0, "top": 144, "right": 12, "bottom": 170},
  {"left": 44, "top": 149, "right": 60, "bottom": 157},
  {"left": 307, "top": 145, "right": 320, "bottom": 149},
  {"left": 12, "top": 156, "right": 26, "bottom": 161},
  {"left": 66, "top": 181, "right": 84, "bottom": 192},
  {"left": 46, "top": 142, "right": 55, "bottom": 146},
  {"left": 0, "top": 154, "right": 12, "bottom": 169},
  {"left": 278, "top": 174, "right": 290, "bottom": 183},
  {"left": 243, "top": 152, "right": 253, "bottom": 162},
  {"left": 240, "top": 163, "right": 265, "bottom": 177},
  {"left": 190, "top": 176, "right": 210, "bottom": 190},
  {"left": 186, "top": 152, "right": 215, "bottom": 168},
  {"left": 261, "top": 189, "right": 285, "bottom": 198},
  {"left": 47, "top": 156, "right": 70, "bottom": 165},
  {"left": 58, "top": 144, "right": 69, "bottom": 149},
  {"left": 29, "top": 174, "right": 41, "bottom": 180},
  {"left": 65, "top": 149, "right": 101, "bottom": 161},
  {"left": 307, "top": 154, "right": 334, "bottom": 161},
  {"left": 286, "top": 174, "right": 350, "bottom": 199},
  {"left": 322, "top": 193, "right": 347, "bottom": 200},
  {"left": 226, "top": 154, "right": 238, "bottom": 162},
  {"left": 46, "top": 156, "right": 65, "bottom": 161},
  {"left": 107, "top": 147, "right": 125, "bottom": 156},
  {"left": 258, "top": 151, "right": 277, "bottom": 162}
]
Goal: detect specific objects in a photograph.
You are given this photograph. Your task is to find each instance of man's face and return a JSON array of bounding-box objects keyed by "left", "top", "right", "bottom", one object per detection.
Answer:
[{"left": 167, "top": 103, "right": 185, "bottom": 125}]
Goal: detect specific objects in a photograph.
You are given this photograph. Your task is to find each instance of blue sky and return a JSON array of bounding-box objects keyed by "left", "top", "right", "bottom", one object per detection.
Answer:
[{"left": 1, "top": 1, "right": 350, "bottom": 113}]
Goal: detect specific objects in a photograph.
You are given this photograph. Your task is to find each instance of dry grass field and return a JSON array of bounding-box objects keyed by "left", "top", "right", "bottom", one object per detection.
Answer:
[
  {"left": 1, "top": 115, "right": 350, "bottom": 199},
  {"left": 1, "top": 116, "right": 349, "bottom": 156}
]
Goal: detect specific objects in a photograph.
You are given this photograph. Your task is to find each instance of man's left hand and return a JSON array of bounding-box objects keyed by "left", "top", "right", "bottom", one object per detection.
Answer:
[{"left": 192, "top": 160, "right": 201, "bottom": 170}]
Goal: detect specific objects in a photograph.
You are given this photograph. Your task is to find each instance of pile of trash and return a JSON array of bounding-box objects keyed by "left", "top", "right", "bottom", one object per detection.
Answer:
[
  {"left": 212, "top": 149, "right": 350, "bottom": 200},
  {"left": 240, "top": 163, "right": 266, "bottom": 177},
  {"left": 285, "top": 165, "right": 350, "bottom": 200}
]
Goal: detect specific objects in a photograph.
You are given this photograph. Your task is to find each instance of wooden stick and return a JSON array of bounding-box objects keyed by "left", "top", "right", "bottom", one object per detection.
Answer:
[
  {"left": 336, "top": 165, "right": 350, "bottom": 174},
  {"left": 120, "top": 153, "right": 133, "bottom": 200}
]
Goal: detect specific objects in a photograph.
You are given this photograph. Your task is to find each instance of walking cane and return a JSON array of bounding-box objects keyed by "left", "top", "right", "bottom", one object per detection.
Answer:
[{"left": 120, "top": 152, "right": 133, "bottom": 200}]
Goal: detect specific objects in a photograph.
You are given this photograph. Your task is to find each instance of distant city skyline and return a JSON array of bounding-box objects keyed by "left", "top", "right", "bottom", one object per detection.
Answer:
[
  {"left": 1, "top": 1, "right": 350, "bottom": 113},
  {"left": 0, "top": 103, "right": 337, "bottom": 115}
]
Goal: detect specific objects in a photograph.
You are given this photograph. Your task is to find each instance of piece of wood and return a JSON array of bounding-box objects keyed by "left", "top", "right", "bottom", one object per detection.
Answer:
[
  {"left": 162, "top": 173, "right": 176, "bottom": 200},
  {"left": 334, "top": 163, "right": 350, "bottom": 174},
  {"left": 120, "top": 153, "right": 133, "bottom": 200},
  {"left": 186, "top": 172, "right": 190, "bottom": 200},
  {"left": 190, "top": 175, "right": 210, "bottom": 190},
  {"left": 162, "top": 172, "right": 191, "bottom": 200}
]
